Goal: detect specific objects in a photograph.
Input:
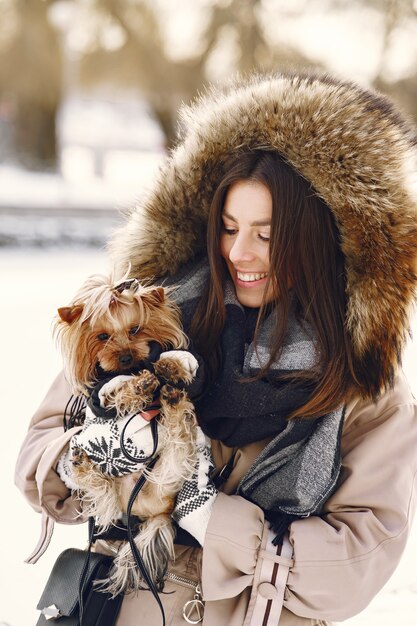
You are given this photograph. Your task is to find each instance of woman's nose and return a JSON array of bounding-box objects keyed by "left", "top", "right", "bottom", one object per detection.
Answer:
[{"left": 228, "top": 234, "right": 255, "bottom": 264}]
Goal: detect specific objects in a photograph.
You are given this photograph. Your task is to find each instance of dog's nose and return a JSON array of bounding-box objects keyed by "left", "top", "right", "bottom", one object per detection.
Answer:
[{"left": 119, "top": 354, "right": 133, "bottom": 366}]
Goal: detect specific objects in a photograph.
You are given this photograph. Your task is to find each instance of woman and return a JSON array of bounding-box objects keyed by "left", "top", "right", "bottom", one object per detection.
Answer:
[{"left": 16, "top": 72, "right": 417, "bottom": 626}]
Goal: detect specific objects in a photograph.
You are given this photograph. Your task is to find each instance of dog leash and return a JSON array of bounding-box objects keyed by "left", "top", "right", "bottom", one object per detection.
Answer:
[
  {"left": 121, "top": 411, "right": 167, "bottom": 626},
  {"left": 120, "top": 402, "right": 160, "bottom": 462},
  {"left": 63, "top": 394, "right": 87, "bottom": 431},
  {"left": 78, "top": 462, "right": 164, "bottom": 625},
  {"left": 125, "top": 456, "right": 167, "bottom": 626},
  {"left": 71, "top": 392, "right": 165, "bottom": 624}
]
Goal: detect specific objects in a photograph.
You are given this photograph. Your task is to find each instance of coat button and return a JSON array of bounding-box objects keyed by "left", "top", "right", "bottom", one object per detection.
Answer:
[{"left": 258, "top": 582, "right": 279, "bottom": 600}]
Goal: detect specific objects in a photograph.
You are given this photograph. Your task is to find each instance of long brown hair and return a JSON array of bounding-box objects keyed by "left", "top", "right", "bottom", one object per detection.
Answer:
[{"left": 190, "top": 150, "right": 356, "bottom": 419}]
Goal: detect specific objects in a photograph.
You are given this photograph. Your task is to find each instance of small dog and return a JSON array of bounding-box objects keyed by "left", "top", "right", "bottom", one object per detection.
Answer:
[{"left": 55, "top": 273, "right": 200, "bottom": 595}]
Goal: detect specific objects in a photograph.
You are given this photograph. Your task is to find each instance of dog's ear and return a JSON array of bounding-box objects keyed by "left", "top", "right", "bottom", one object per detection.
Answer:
[
  {"left": 150, "top": 287, "right": 165, "bottom": 303},
  {"left": 57, "top": 305, "right": 84, "bottom": 324}
]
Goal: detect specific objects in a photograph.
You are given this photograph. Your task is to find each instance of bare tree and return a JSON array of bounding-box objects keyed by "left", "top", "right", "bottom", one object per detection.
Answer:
[
  {"left": 77, "top": 0, "right": 314, "bottom": 148},
  {"left": 6, "top": 0, "right": 415, "bottom": 169},
  {"left": 0, "top": 0, "right": 61, "bottom": 169},
  {"left": 369, "top": 0, "right": 417, "bottom": 123}
]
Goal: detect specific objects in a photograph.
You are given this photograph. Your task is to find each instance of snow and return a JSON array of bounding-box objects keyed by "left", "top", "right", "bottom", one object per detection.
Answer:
[
  {"left": 0, "top": 154, "right": 162, "bottom": 247},
  {"left": 0, "top": 89, "right": 165, "bottom": 221},
  {"left": 0, "top": 158, "right": 160, "bottom": 213},
  {"left": 2, "top": 249, "right": 108, "bottom": 626},
  {"left": 58, "top": 93, "right": 165, "bottom": 150},
  {"left": 0, "top": 204, "right": 121, "bottom": 247},
  {"left": 1, "top": 247, "right": 417, "bottom": 626}
]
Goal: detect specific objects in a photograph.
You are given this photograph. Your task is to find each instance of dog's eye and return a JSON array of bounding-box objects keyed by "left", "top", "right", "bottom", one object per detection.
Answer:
[
  {"left": 129, "top": 326, "right": 140, "bottom": 336},
  {"left": 97, "top": 332, "right": 110, "bottom": 341}
]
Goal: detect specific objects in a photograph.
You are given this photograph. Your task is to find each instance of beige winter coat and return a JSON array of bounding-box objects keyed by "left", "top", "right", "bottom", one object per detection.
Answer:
[{"left": 15, "top": 369, "right": 417, "bottom": 625}]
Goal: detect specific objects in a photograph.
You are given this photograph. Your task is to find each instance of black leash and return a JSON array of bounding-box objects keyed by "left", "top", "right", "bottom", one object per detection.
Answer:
[
  {"left": 121, "top": 411, "right": 166, "bottom": 626},
  {"left": 73, "top": 395, "right": 165, "bottom": 624},
  {"left": 63, "top": 394, "right": 87, "bottom": 431},
  {"left": 126, "top": 455, "right": 166, "bottom": 626},
  {"left": 120, "top": 404, "right": 160, "bottom": 462},
  {"left": 77, "top": 463, "right": 165, "bottom": 625}
]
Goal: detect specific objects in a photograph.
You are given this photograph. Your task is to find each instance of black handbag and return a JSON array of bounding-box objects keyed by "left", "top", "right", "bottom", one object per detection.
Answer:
[
  {"left": 36, "top": 548, "right": 123, "bottom": 626},
  {"left": 36, "top": 453, "right": 165, "bottom": 626}
]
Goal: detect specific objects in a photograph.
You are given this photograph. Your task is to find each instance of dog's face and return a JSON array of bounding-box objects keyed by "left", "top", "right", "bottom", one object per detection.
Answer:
[
  {"left": 86, "top": 302, "right": 153, "bottom": 373},
  {"left": 55, "top": 279, "right": 187, "bottom": 394}
]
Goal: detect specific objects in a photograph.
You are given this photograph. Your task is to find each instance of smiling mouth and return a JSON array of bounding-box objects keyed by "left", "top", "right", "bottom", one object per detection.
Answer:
[{"left": 236, "top": 271, "right": 268, "bottom": 282}]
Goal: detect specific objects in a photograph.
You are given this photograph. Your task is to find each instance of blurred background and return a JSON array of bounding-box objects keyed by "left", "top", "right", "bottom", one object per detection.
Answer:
[
  {"left": 1, "top": 1, "right": 417, "bottom": 625},
  {"left": 2, "top": 0, "right": 417, "bottom": 243}
]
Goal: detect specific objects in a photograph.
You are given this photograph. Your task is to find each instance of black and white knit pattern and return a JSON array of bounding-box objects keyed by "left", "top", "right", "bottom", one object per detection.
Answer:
[
  {"left": 73, "top": 409, "right": 154, "bottom": 476},
  {"left": 173, "top": 427, "right": 217, "bottom": 546},
  {"left": 57, "top": 382, "right": 157, "bottom": 490}
]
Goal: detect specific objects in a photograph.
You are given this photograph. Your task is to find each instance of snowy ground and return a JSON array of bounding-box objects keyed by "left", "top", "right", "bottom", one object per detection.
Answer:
[
  {"left": 2, "top": 248, "right": 417, "bottom": 626},
  {"left": 0, "top": 164, "right": 145, "bottom": 247}
]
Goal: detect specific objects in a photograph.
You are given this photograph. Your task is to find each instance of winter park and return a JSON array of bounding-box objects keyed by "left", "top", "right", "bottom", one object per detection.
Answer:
[{"left": 2, "top": 2, "right": 417, "bottom": 626}]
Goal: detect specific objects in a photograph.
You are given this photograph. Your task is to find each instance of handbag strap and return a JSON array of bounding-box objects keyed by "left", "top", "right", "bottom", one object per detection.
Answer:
[{"left": 78, "top": 517, "right": 96, "bottom": 625}]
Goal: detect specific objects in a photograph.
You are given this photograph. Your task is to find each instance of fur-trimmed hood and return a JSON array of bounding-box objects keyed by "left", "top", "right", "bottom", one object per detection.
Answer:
[{"left": 110, "top": 72, "right": 417, "bottom": 397}]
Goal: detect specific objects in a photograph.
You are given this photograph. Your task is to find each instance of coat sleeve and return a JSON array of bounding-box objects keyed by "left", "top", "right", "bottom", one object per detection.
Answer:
[
  {"left": 283, "top": 374, "right": 417, "bottom": 622},
  {"left": 201, "top": 374, "right": 417, "bottom": 623},
  {"left": 14, "top": 371, "right": 83, "bottom": 523},
  {"left": 202, "top": 492, "right": 265, "bottom": 600}
]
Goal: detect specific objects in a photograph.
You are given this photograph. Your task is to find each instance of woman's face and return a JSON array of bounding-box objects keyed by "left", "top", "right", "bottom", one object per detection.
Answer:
[{"left": 220, "top": 180, "right": 274, "bottom": 308}]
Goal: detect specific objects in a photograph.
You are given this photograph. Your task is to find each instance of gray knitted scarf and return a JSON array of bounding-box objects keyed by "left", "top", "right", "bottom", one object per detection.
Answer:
[{"left": 169, "top": 259, "right": 345, "bottom": 540}]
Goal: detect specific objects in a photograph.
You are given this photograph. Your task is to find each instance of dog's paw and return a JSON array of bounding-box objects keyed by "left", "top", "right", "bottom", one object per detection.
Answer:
[
  {"left": 132, "top": 369, "right": 160, "bottom": 395},
  {"left": 105, "top": 370, "right": 160, "bottom": 416},
  {"left": 70, "top": 447, "right": 95, "bottom": 485},
  {"left": 70, "top": 446, "right": 90, "bottom": 468},
  {"left": 160, "top": 384, "right": 186, "bottom": 406},
  {"left": 154, "top": 351, "right": 198, "bottom": 384}
]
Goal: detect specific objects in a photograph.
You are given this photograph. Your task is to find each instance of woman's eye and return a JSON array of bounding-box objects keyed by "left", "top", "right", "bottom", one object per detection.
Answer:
[
  {"left": 258, "top": 233, "right": 270, "bottom": 242},
  {"left": 129, "top": 326, "right": 140, "bottom": 335},
  {"left": 97, "top": 332, "right": 110, "bottom": 341},
  {"left": 222, "top": 225, "right": 237, "bottom": 236}
]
